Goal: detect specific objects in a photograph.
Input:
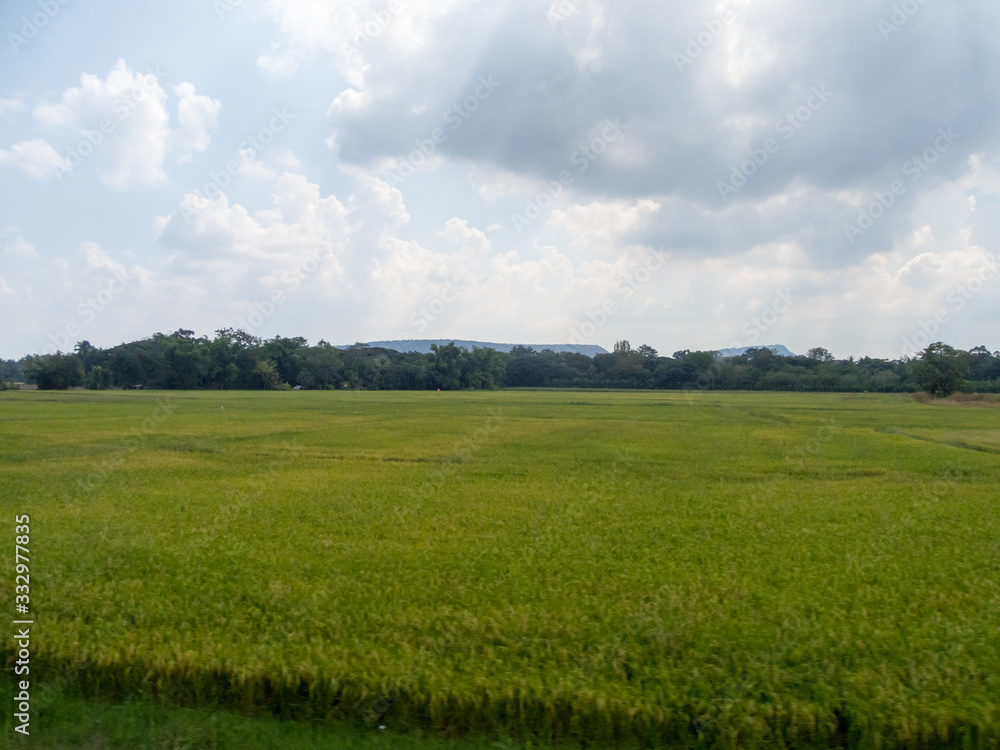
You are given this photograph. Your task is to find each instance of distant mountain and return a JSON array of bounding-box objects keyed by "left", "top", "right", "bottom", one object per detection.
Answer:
[
  {"left": 338, "top": 339, "right": 609, "bottom": 357},
  {"left": 715, "top": 344, "right": 797, "bottom": 358}
]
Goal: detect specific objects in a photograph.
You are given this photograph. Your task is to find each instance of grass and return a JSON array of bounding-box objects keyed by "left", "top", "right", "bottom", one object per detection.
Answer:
[
  {"left": 0, "top": 682, "right": 564, "bottom": 750},
  {"left": 1, "top": 390, "right": 999, "bottom": 748}
]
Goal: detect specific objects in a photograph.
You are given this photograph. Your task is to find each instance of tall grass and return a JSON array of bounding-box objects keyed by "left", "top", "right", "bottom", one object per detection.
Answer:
[{"left": 1, "top": 390, "right": 999, "bottom": 748}]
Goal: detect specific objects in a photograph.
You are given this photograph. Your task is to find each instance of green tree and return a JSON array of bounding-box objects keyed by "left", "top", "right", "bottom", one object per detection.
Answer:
[
  {"left": 462, "top": 347, "right": 508, "bottom": 389},
  {"left": 429, "top": 342, "right": 466, "bottom": 390},
  {"left": 298, "top": 343, "right": 342, "bottom": 389},
  {"left": 613, "top": 340, "right": 633, "bottom": 355},
  {"left": 210, "top": 329, "right": 261, "bottom": 389},
  {"left": 74, "top": 340, "right": 98, "bottom": 372},
  {"left": 86, "top": 365, "right": 113, "bottom": 390},
  {"left": 24, "top": 353, "right": 84, "bottom": 390},
  {"left": 160, "top": 330, "right": 210, "bottom": 389},
  {"left": 913, "top": 342, "right": 966, "bottom": 396},
  {"left": 807, "top": 347, "right": 834, "bottom": 362},
  {"left": 262, "top": 336, "right": 306, "bottom": 385},
  {"left": 253, "top": 359, "right": 282, "bottom": 390}
]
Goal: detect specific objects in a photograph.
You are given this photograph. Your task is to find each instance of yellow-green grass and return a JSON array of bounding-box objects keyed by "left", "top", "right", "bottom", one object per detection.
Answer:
[{"left": 1, "top": 390, "right": 999, "bottom": 748}]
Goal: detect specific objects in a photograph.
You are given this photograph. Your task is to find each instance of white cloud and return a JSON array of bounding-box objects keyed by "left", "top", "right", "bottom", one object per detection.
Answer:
[
  {"left": 467, "top": 163, "right": 539, "bottom": 201},
  {"left": 237, "top": 149, "right": 277, "bottom": 179},
  {"left": 439, "top": 217, "right": 490, "bottom": 257},
  {"left": 6, "top": 1, "right": 1000, "bottom": 359},
  {"left": 78, "top": 241, "right": 129, "bottom": 277},
  {"left": 26, "top": 60, "right": 220, "bottom": 188},
  {"left": 1, "top": 236, "right": 39, "bottom": 260},
  {"left": 550, "top": 199, "right": 660, "bottom": 253},
  {"left": 0, "top": 139, "right": 67, "bottom": 179},
  {"left": 0, "top": 98, "right": 26, "bottom": 118},
  {"left": 172, "top": 82, "right": 223, "bottom": 157},
  {"left": 271, "top": 148, "right": 301, "bottom": 169},
  {"left": 260, "top": 0, "right": 477, "bottom": 90},
  {"left": 153, "top": 170, "right": 682, "bottom": 345},
  {"left": 257, "top": 41, "right": 308, "bottom": 78}
]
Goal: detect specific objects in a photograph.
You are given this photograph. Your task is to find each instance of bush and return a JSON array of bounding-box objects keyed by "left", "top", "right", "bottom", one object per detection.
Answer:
[
  {"left": 23, "top": 353, "right": 84, "bottom": 390},
  {"left": 86, "top": 365, "right": 113, "bottom": 390}
]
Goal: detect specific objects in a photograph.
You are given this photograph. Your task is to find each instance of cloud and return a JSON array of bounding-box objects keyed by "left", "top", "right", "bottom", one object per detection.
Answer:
[
  {"left": 271, "top": 148, "right": 301, "bottom": 169},
  {"left": 152, "top": 169, "right": 680, "bottom": 344},
  {"left": 236, "top": 149, "right": 277, "bottom": 179},
  {"left": 439, "top": 217, "right": 490, "bottom": 258},
  {"left": 25, "top": 60, "right": 220, "bottom": 188},
  {"left": 253, "top": 0, "right": 1000, "bottom": 276},
  {"left": 0, "top": 98, "right": 27, "bottom": 118},
  {"left": 171, "top": 82, "right": 223, "bottom": 158},
  {"left": 0, "top": 239, "right": 151, "bottom": 354},
  {"left": 0, "top": 139, "right": 67, "bottom": 179},
  {"left": 550, "top": 199, "right": 660, "bottom": 253},
  {"left": 6, "top": 1, "right": 1000, "bottom": 359},
  {"left": 259, "top": 0, "right": 472, "bottom": 83},
  {"left": 1, "top": 236, "right": 39, "bottom": 260}
]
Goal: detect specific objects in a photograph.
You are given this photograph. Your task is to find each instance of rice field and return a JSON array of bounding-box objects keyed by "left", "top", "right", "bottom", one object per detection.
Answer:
[{"left": 1, "top": 390, "right": 999, "bottom": 749}]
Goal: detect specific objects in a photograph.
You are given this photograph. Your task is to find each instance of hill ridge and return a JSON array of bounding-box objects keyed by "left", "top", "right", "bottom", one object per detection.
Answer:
[{"left": 337, "top": 339, "right": 610, "bottom": 356}]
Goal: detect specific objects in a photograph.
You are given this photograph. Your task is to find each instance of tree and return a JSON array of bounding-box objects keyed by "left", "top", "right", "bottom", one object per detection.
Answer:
[
  {"left": 967, "top": 345, "right": 1000, "bottom": 382},
  {"left": 298, "top": 344, "right": 342, "bottom": 389},
  {"left": 913, "top": 342, "right": 966, "bottom": 396},
  {"left": 210, "top": 328, "right": 261, "bottom": 389},
  {"left": 504, "top": 347, "right": 550, "bottom": 387},
  {"left": 24, "top": 353, "right": 84, "bottom": 390},
  {"left": 637, "top": 344, "right": 658, "bottom": 358},
  {"left": 262, "top": 336, "right": 306, "bottom": 385},
  {"left": 462, "top": 347, "right": 508, "bottom": 389},
  {"left": 807, "top": 347, "right": 835, "bottom": 362},
  {"left": 160, "top": 331, "right": 210, "bottom": 389},
  {"left": 613, "top": 340, "right": 633, "bottom": 355},
  {"left": 74, "top": 340, "right": 98, "bottom": 372},
  {"left": 86, "top": 365, "right": 113, "bottom": 390},
  {"left": 745, "top": 347, "right": 781, "bottom": 374},
  {"left": 0, "top": 358, "right": 23, "bottom": 386},
  {"left": 253, "top": 359, "right": 282, "bottom": 390},
  {"left": 684, "top": 351, "right": 717, "bottom": 372},
  {"left": 429, "top": 342, "right": 466, "bottom": 390}
]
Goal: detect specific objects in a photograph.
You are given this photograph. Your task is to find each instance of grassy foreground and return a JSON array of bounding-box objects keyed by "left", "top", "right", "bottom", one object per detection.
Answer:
[{"left": 1, "top": 390, "right": 999, "bottom": 748}]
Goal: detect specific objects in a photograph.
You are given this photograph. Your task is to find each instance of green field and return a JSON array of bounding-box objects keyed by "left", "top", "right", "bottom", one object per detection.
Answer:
[{"left": 2, "top": 390, "right": 999, "bottom": 749}]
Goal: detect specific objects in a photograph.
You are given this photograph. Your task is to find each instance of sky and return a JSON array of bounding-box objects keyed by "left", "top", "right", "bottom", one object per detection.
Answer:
[{"left": 1, "top": 0, "right": 999, "bottom": 361}]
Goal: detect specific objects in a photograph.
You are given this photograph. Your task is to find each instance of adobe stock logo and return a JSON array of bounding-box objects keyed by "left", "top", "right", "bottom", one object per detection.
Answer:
[
  {"left": 672, "top": 0, "right": 751, "bottom": 72},
  {"left": 383, "top": 76, "right": 501, "bottom": 188},
  {"left": 878, "top": 0, "right": 931, "bottom": 40},
  {"left": 7, "top": 0, "right": 72, "bottom": 53},
  {"left": 568, "top": 249, "right": 668, "bottom": 345},
  {"left": 510, "top": 118, "right": 626, "bottom": 233},
  {"left": 340, "top": 1, "right": 402, "bottom": 55},
  {"left": 892, "top": 253, "right": 998, "bottom": 359},
  {"left": 182, "top": 108, "right": 295, "bottom": 222},
  {"left": 44, "top": 268, "right": 132, "bottom": 354},
  {"left": 728, "top": 289, "right": 798, "bottom": 348},
  {"left": 716, "top": 86, "right": 833, "bottom": 200},
  {"left": 52, "top": 66, "right": 167, "bottom": 183},
  {"left": 547, "top": 0, "right": 578, "bottom": 27},
  {"left": 843, "top": 127, "right": 958, "bottom": 244}
]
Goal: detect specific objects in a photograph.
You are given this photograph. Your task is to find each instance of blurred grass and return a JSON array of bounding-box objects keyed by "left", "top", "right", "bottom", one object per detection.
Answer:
[
  {"left": 0, "top": 681, "right": 586, "bottom": 750},
  {"left": 1, "top": 390, "right": 999, "bottom": 748}
]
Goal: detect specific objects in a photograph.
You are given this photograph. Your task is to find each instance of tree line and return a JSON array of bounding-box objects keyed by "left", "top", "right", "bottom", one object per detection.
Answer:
[{"left": 2, "top": 330, "right": 997, "bottom": 397}]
